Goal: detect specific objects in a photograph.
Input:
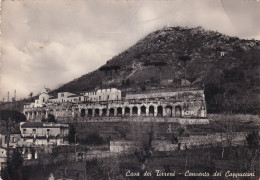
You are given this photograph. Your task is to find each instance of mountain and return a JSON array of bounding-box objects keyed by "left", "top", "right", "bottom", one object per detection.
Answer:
[{"left": 42, "top": 27, "right": 260, "bottom": 114}]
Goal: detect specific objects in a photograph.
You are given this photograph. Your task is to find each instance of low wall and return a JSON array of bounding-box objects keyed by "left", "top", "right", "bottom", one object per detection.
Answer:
[
  {"left": 110, "top": 141, "right": 140, "bottom": 153},
  {"left": 74, "top": 116, "right": 209, "bottom": 124},
  {"left": 110, "top": 132, "right": 248, "bottom": 153},
  {"left": 152, "top": 140, "right": 178, "bottom": 151}
]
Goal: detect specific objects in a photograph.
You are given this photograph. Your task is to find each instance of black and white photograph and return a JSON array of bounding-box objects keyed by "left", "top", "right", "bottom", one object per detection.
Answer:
[{"left": 0, "top": 0, "right": 259, "bottom": 179}]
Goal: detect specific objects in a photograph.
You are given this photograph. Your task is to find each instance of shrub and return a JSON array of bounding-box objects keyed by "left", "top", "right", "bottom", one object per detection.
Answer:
[{"left": 85, "top": 132, "right": 104, "bottom": 145}]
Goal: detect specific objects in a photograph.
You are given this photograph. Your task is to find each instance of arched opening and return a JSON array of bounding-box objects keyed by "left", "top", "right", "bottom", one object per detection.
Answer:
[
  {"left": 88, "top": 109, "right": 93, "bottom": 117},
  {"left": 165, "top": 106, "right": 172, "bottom": 117},
  {"left": 175, "top": 106, "right": 182, "bottom": 117},
  {"left": 117, "top": 107, "right": 122, "bottom": 116},
  {"left": 157, "top": 106, "right": 163, "bottom": 116},
  {"left": 81, "top": 109, "right": 86, "bottom": 117},
  {"left": 149, "top": 106, "right": 154, "bottom": 116},
  {"left": 141, "top": 106, "right": 146, "bottom": 116},
  {"left": 132, "top": 106, "right": 138, "bottom": 116},
  {"left": 95, "top": 109, "right": 100, "bottom": 117},
  {"left": 102, "top": 109, "right": 107, "bottom": 116},
  {"left": 125, "top": 107, "right": 130, "bottom": 116},
  {"left": 55, "top": 110, "right": 59, "bottom": 116},
  {"left": 109, "top": 108, "right": 114, "bottom": 116}
]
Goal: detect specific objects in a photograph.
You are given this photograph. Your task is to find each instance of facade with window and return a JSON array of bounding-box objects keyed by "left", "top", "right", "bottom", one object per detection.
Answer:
[
  {"left": 19, "top": 122, "right": 69, "bottom": 146},
  {"left": 23, "top": 88, "right": 207, "bottom": 121},
  {"left": 83, "top": 88, "right": 121, "bottom": 102},
  {"left": 0, "top": 133, "right": 21, "bottom": 148}
]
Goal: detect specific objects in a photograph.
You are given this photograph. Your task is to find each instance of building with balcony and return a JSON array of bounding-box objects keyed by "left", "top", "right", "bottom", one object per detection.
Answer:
[{"left": 19, "top": 122, "right": 69, "bottom": 146}]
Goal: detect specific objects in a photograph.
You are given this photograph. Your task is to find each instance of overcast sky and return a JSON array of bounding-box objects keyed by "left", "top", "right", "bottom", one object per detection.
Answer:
[{"left": 1, "top": 0, "right": 260, "bottom": 101}]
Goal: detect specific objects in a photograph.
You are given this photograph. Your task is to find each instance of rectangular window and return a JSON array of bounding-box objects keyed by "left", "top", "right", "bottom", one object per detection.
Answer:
[
  {"left": 47, "top": 129, "right": 50, "bottom": 135},
  {"left": 99, "top": 96, "right": 101, "bottom": 100},
  {"left": 107, "top": 95, "right": 109, "bottom": 100},
  {"left": 32, "top": 129, "right": 36, "bottom": 134},
  {"left": 23, "top": 129, "right": 26, "bottom": 133},
  {"left": 4, "top": 136, "right": 8, "bottom": 144}
]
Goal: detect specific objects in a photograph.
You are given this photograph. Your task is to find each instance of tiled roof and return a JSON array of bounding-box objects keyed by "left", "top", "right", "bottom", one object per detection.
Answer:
[
  {"left": 67, "top": 94, "right": 80, "bottom": 97},
  {"left": 21, "top": 122, "right": 43, "bottom": 128}
]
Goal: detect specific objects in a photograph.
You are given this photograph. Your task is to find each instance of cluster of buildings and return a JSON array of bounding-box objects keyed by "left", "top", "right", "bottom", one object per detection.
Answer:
[
  {"left": 23, "top": 87, "right": 207, "bottom": 122},
  {"left": 0, "top": 121, "right": 69, "bottom": 165},
  {"left": 1, "top": 86, "right": 207, "bottom": 168}
]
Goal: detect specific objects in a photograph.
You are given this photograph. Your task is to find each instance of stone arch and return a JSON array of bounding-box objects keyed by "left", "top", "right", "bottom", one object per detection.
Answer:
[
  {"left": 175, "top": 106, "right": 182, "bottom": 117},
  {"left": 157, "top": 106, "right": 163, "bottom": 116},
  {"left": 109, "top": 108, "right": 115, "bottom": 116},
  {"left": 125, "top": 107, "right": 130, "bottom": 116},
  {"left": 141, "top": 106, "right": 146, "bottom": 116},
  {"left": 88, "top": 109, "right": 93, "bottom": 117},
  {"left": 117, "top": 107, "right": 122, "bottom": 116},
  {"left": 132, "top": 106, "right": 138, "bottom": 116},
  {"left": 95, "top": 109, "right": 100, "bottom": 117},
  {"left": 68, "top": 109, "right": 72, "bottom": 112},
  {"left": 149, "top": 106, "right": 154, "bottom": 116},
  {"left": 62, "top": 109, "right": 66, "bottom": 115},
  {"left": 165, "top": 105, "right": 172, "bottom": 116},
  {"left": 102, "top": 108, "right": 107, "bottom": 117},
  {"left": 80, "top": 109, "right": 86, "bottom": 117}
]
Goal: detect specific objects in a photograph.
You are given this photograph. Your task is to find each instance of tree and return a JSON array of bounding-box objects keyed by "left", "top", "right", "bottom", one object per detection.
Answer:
[
  {"left": 126, "top": 79, "right": 130, "bottom": 86},
  {"left": 244, "top": 131, "right": 259, "bottom": 170},
  {"left": 178, "top": 55, "right": 191, "bottom": 85},
  {"left": 42, "top": 114, "right": 56, "bottom": 123},
  {"left": 28, "top": 92, "right": 33, "bottom": 101},
  {"left": 1, "top": 150, "right": 23, "bottom": 180},
  {"left": 234, "top": 131, "right": 260, "bottom": 171},
  {"left": 153, "top": 61, "right": 167, "bottom": 82},
  {"left": 68, "top": 124, "right": 76, "bottom": 144},
  {"left": 132, "top": 122, "right": 154, "bottom": 172},
  {"left": 0, "top": 111, "right": 25, "bottom": 180},
  {"left": 246, "top": 131, "right": 259, "bottom": 150},
  {"left": 99, "top": 65, "right": 121, "bottom": 80},
  {"left": 220, "top": 117, "right": 238, "bottom": 159},
  {"left": 0, "top": 110, "right": 26, "bottom": 163},
  {"left": 143, "top": 61, "right": 167, "bottom": 82}
]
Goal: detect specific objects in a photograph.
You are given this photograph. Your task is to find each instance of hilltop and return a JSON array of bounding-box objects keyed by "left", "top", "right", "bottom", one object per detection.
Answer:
[
  {"left": 53, "top": 26, "right": 260, "bottom": 114},
  {"left": 1, "top": 26, "right": 259, "bottom": 114}
]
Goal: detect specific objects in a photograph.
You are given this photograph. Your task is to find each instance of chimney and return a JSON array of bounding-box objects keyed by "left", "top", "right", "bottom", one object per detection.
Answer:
[{"left": 14, "top": 89, "right": 16, "bottom": 101}]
